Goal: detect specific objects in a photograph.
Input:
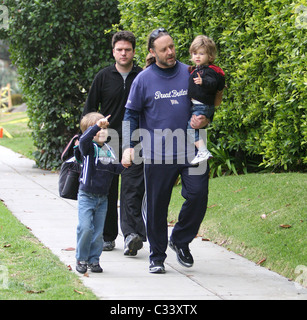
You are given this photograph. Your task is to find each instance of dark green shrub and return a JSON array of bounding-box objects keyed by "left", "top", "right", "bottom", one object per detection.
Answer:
[
  {"left": 118, "top": 0, "right": 306, "bottom": 171},
  {"left": 2, "top": 0, "right": 119, "bottom": 169}
]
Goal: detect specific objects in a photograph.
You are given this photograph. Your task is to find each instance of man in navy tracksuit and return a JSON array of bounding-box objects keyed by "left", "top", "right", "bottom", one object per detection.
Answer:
[{"left": 122, "top": 29, "right": 210, "bottom": 273}]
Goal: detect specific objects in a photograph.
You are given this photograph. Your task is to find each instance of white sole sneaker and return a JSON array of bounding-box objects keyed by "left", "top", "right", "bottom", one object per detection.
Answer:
[{"left": 191, "top": 150, "right": 213, "bottom": 165}]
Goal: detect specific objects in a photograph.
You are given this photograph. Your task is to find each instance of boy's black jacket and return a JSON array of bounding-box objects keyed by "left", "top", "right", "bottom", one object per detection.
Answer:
[{"left": 78, "top": 124, "right": 124, "bottom": 196}]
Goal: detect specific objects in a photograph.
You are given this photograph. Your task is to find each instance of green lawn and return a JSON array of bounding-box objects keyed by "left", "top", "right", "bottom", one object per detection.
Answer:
[
  {"left": 0, "top": 201, "right": 97, "bottom": 300},
  {"left": 0, "top": 111, "right": 35, "bottom": 159},
  {"left": 169, "top": 172, "right": 307, "bottom": 281}
]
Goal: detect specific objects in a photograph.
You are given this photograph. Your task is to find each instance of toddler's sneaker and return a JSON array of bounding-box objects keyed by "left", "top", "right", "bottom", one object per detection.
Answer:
[{"left": 191, "top": 150, "right": 213, "bottom": 165}]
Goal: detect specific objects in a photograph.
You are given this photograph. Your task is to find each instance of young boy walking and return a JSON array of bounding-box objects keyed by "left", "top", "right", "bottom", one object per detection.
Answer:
[{"left": 76, "top": 112, "right": 124, "bottom": 273}]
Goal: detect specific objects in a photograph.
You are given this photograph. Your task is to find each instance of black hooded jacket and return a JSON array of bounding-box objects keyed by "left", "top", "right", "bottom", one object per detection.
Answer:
[{"left": 188, "top": 64, "right": 225, "bottom": 106}]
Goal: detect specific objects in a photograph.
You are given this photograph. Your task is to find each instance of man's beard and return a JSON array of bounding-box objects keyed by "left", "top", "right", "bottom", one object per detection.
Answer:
[{"left": 155, "top": 53, "right": 176, "bottom": 68}]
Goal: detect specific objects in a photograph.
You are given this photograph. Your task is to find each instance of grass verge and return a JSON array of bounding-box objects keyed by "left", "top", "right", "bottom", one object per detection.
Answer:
[
  {"left": 169, "top": 172, "right": 307, "bottom": 281},
  {"left": 0, "top": 201, "right": 97, "bottom": 300}
]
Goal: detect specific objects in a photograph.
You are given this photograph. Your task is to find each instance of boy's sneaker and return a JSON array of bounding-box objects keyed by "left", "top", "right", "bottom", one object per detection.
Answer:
[
  {"left": 124, "top": 233, "right": 143, "bottom": 256},
  {"left": 76, "top": 261, "right": 88, "bottom": 274},
  {"left": 88, "top": 262, "right": 103, "bottom": 273},
  {"left": 191, "top": 150, "right": 213, "bottom": 165},
  {"left": 149, "top": 261, "right": 166, "bottom": 274},
  {"left": 169, "top": 240, "right": 194, "bottom": 268},
  {"left": 103, "top": 240, "right": 116, "bottom": 251}
]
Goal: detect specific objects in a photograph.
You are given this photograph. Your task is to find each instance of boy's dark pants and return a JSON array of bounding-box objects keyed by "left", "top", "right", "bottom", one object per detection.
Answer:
[{"left": 144, "top": 161, "right": 209, "bottom": 263}]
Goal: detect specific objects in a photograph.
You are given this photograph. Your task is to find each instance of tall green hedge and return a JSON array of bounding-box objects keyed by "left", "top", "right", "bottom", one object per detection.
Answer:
[
  {"left": 2, "top": 0, "right": 119, "bottom": 169},
  {"left": 1, "top": 0, "right": 306, "bottom": 170},
  {"left": 119, "top": 0, "right": 306, "bottom": 170}
]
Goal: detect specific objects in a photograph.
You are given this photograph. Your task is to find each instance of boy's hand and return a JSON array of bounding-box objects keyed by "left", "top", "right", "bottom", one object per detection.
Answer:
[
  {"left": 97, "top": 115, "right": 111, "bottom": 129},
  {"left": 193, "top": 72, "right": 203, "bottom": 85}
]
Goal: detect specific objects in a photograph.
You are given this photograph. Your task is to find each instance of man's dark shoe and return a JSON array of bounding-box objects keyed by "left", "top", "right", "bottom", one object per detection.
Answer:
[
  {"left": 169, "top": 240, "right": 194, "bottom": 268},
  {"left": 149, "top": 261, "right": 166, "bottom": 274},
  {"left": 88, "top": 262, "right": 103, "bottom": 273},
  {"left": 76, "top": 261, "right": 88, "bottom": 274},
  {"left": 103, "top": 240, "right": 116, "bottom": 251},
  {"left": 124, "top": 233, "right": 143, "bottom": 256}
]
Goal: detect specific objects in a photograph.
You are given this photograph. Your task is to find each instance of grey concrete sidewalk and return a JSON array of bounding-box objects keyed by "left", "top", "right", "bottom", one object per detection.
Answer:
[{"left": 0, "top": 145, "right": 306, "bottom": 300}]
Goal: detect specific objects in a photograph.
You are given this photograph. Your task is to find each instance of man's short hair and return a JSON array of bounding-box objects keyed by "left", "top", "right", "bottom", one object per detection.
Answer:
[{"left": 112, "top": 31, "right": 136, "bottom": 50}]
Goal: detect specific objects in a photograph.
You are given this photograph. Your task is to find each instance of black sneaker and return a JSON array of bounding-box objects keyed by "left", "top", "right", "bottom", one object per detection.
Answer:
[
  {"left": 124, "top": 233, "right": 143, "bottom": 256},
  {"left": 103, "top": 240, "right": 116, "bottom": 251},
  {"left": 88, "top": 262, "right": 103, "bottom": 273},
  {"left": 149, "top": 261, "right": 166, "bottom": 274},
  {"left": 76, "top": 261, "right": 88, "bottom": 274},
  {"left": 169, "top": 240, "right": 194, "bottom": 268}
]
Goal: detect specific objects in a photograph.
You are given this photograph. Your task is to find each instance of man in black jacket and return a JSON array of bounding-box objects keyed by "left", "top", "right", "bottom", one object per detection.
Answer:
[{"left": 82, "top": 31, "right": 145, "bottom": 256}]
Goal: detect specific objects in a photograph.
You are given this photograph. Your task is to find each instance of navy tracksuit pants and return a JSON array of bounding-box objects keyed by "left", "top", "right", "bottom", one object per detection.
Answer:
[{"left": 144, "top": 161, "right": 209, "bottom": 263}]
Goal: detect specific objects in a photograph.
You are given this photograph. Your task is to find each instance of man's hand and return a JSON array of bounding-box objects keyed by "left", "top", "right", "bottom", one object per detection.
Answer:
[
  {"left": 121, "top": 148, "right": 134, "bottom": 168},
  {"left": 190, "top": 114, "right": 210, "bottom": 129}
]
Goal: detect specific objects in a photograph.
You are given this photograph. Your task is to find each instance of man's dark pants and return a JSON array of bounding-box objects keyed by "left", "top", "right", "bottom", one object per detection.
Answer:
[
  {"left": 120, "top": 163, "right": 146, "bottom": 241},
  {"left": 144, "top": 161, "right": 209, "bottom": 263}
]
